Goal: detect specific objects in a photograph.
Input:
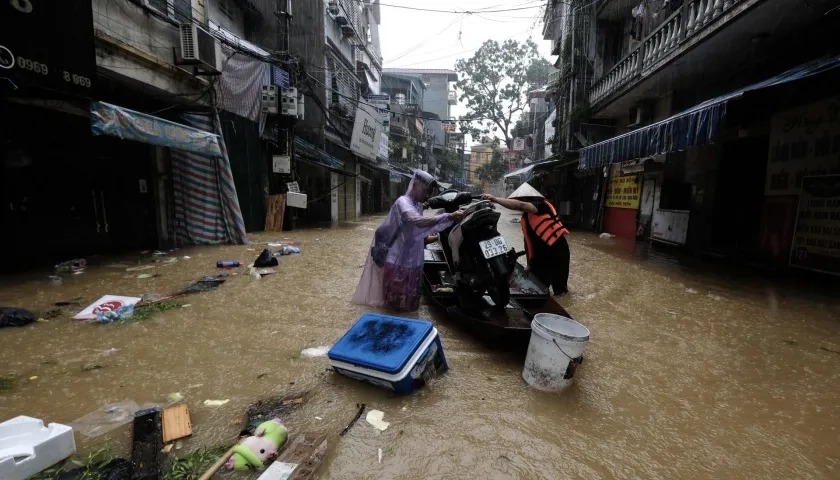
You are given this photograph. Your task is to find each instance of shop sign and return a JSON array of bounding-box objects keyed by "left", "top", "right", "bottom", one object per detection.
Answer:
[
  {"left": 378, "top": 133, "right": 389, "bottom": 161},
  {"left": 605, "top": 174, "right": 641, "bottom": 209},
  {"left": 790, "top": 175, "right": 840, "bottom": 275},
  {"left": 350, "top": 102, "right": 383, "bottom": 161},
  {"left": 0, "top": 0, "right": 96, "bottom": 94},
  {"left": 766, "top": 96, "right": 840, "bottom": 196},
  {"left": 367, "top": 94, "right": 390, "bottom": 132}
]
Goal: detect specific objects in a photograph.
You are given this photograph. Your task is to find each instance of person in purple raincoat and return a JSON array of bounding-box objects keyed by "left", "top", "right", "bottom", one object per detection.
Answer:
[{"left": 353, "top": 170, "right": 464, "bottom": 312}]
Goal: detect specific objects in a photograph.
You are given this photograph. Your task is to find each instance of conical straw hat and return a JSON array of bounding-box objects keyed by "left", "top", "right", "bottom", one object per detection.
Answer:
[{"left": 508, "top": 182, "right": 543, "bottom": 200}]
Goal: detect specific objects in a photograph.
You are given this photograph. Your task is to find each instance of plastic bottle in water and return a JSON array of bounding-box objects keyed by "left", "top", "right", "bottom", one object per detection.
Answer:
[{"left": 217, "top": 261, "right": 241, "bottom": 268}]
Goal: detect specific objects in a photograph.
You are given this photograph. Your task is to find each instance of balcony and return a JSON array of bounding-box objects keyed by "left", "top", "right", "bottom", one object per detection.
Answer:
[
  {"left": 448, "top": 91, "right": 457, "bottom": 106},
  {"left": 548, "top": 70, "right": 561, "bottom": 88},
  {"left": 587, "top": 0, "right": 824, "bottom": 115}
]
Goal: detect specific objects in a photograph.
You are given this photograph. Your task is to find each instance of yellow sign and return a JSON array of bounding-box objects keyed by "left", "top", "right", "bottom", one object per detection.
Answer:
[{"left": 605, "top": 175, "right": 641, "bottom": 209}]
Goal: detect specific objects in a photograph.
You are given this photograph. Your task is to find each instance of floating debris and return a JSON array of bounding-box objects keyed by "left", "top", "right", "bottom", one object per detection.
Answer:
[
  {"left": 365, "top": 410, "right": 390, "bottom": 431},
  {"left": 203, "top": 399, "right": 229, "bottom": 407},
  {"left": 301, "top": 346, "right": 330, "bottom": 358},
  {"left": 127, "top": 265, "right": 155, "bottom": 272}
]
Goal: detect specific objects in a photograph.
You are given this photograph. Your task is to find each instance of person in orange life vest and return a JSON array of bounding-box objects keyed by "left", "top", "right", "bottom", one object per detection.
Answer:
[{"left": 482, "top": 182, "right": 570, "bottom": 295}]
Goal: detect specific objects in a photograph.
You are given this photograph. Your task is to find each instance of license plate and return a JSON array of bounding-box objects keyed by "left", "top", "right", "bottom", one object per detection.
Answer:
[{"left": 480, "top": 236, "right": 509, "bottom": 259}]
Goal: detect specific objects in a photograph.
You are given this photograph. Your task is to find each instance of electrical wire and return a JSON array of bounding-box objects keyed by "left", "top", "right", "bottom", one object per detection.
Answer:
[{"left": 344, "top": 0, "right": 546, "bottom": 14}]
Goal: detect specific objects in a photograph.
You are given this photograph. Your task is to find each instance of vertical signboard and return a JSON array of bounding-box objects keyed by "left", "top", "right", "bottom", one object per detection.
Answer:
[
  {"left": 350, "top": 103, "right": 384, "bottom": 161},
  {"left": 330, "top": 173, "right": 339, "bottom": 224},
  {"left": 367, "top": 94, "right": 390, "bottom": 132},
  {"left": 790, "top": 175, "right": 840, "bottom": 275},
  {"left": 378, "top": 133, "right": 389, "bottom": 162},
  {"left": 605, "top": 175, "right": 641, "bottom": 209}
]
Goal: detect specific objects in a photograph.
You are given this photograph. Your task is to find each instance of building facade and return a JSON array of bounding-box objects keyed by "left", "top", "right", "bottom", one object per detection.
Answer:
[
  {"left": 382, "top": 68, "right": 458, "bottom": 171},
  {"left": 288, "top": 0, "right": 386, "bottom": 225},
  {"left": 540, "top": 0, "right": 840, "bottom": 272}
]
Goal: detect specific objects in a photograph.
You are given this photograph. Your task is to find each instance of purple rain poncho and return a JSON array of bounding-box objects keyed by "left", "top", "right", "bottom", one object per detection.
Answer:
[{"left": 352, "top": 172, "right": 453, "bottom": 312}]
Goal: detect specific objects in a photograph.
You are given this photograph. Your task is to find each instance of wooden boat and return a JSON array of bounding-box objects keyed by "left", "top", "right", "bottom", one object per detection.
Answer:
[{"left": 422, "top": 242, "right": 573, "bottom": 349}]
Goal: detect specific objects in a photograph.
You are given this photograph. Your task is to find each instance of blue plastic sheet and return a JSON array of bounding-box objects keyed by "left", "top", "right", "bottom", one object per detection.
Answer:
[
  {"left": 90, "top": 101, "right": 223, "bottom": 157},
  {"left": 579, "top": 55, "right": 840, "bottom": 170}
]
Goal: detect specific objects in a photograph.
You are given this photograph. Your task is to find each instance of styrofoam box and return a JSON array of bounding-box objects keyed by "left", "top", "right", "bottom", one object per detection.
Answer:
[
  {"left": 0, "top": 416, "right": 76, "bottom": 480},
  {"left": 286, "top": 192, "right": 307, "bottom": 209},
  {"left": 328, "top": 314, "right": 448, "bottom": 394}
]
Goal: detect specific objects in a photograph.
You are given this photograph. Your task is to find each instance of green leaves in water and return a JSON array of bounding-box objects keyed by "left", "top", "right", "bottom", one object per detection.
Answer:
[
  {"left": 29, "top": 447, "right": 114, "bottom": 480},
  {"left": 164, "top": 446, "right": 231, "bottom": 480},
  {"left": 126, "top": 301, "right": 182, "bottom": 323},
  {"left": 0, "top": 376, "right": 13, "bottom": 392}
]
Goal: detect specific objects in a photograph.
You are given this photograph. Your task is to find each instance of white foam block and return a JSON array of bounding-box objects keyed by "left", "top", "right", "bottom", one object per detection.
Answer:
[
  {"left": 0, "top": 416, "right": 77, "bottom": 480},
  {"left": 258, "top": 461, "right": 298, "bottom": 480}
]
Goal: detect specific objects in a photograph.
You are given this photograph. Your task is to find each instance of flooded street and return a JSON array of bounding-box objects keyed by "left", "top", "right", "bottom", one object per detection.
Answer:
[{"left": 2, "top": 207, "right": 840, "bottom": 480}]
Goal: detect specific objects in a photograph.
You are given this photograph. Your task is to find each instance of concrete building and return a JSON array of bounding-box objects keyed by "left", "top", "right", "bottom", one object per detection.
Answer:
[
  {"left": 286, "top": 0, "right": 385, "bottom": 224},
  {"left": 0, "top": 0, "right": 296, "bottom": 270},
  {"left": 382, "top": 68, "right": 458, "bottom": 170},
  {"left": 541, "top": 0, "right": 840, "bottom": 270}
]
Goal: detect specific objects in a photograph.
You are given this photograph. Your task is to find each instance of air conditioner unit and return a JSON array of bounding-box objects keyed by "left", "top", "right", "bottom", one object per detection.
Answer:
[
  {"left": 327, "top": 0, "right": 340, "bottom": 15},
  {"left": 179, "top": 23, "right": 216, "bottom": 69}
]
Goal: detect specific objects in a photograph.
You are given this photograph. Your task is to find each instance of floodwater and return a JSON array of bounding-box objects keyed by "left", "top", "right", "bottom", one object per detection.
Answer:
[{"left": 1, "top": 206, "right": 839, "bottom": 479}]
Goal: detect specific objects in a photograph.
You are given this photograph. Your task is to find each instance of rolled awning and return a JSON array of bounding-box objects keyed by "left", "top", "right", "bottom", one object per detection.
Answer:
[
  {"left": 579, "top": 55, "right": 840, "bottom": 170},
  {"left": 294, "top": 137, "right": 345, "bottom": 171},
  {"left": 90, "top": 101, "right": 223, "bottom": 157}
]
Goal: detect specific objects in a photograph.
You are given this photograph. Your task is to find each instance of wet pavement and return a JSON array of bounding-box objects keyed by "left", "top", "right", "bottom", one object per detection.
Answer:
[{"left": 1, "top": 206, "right": 839, "bottom": 479}]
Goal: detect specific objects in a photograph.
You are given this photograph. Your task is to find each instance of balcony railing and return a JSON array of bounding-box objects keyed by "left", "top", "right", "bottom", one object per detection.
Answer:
[
  {"left": 548, "top": 70, "right": 561, "bottom": 87},
  {"left": 589, "top": 0, "right": 749, "bottom": 107}
]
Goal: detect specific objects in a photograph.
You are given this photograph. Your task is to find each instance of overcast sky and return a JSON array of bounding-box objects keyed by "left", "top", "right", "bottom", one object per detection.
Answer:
[{"left": 376, "top": 0, "right": 556, "bottom": 146}]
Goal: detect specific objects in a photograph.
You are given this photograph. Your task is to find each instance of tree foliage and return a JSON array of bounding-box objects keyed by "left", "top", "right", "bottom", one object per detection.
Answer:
[
  {"left": 474, "top": 150, "right": 508, "bottom": 184},
  {"left": 455, "top": 39, "right": 552, "bottom": 149},
  {"left": 436, "top": 148, "right": 464, "bottom": 181}
]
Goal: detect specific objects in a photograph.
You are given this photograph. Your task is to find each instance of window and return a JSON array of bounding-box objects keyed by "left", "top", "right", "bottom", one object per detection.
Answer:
[
  {"left": 144, "top": 0, "right": 192, "bottom": 24},
  {"left": 217, "top": 0, "right": 235, "bottom": 21}
]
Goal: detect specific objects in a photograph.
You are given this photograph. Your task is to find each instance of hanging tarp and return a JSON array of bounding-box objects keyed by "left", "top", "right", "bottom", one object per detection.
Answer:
[
  {"left": 504, "top": 164, "right": 535, "bottom": 183},
  {"left": 579, "top": 55, "right": 840, "bottom": 170},
  {"left": 90, "top": 102, "right": 222, "bottom": 157},
  {"left": 215, "top": 44, "right": 269, "bottom": 123},
  {"left": 171, "top": 113, "right": 247, "bottom": 245}
]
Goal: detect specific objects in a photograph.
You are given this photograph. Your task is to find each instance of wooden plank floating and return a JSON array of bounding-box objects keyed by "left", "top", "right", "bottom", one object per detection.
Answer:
[
  {"left": 162, "top": 404, "right": 193, "bottom": 443},
  {"left": 275, "top": 432, "right": 328, "bottom": 480}
]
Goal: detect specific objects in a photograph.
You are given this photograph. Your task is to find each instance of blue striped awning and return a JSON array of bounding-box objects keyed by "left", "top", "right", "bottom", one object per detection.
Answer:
[{"left": 579, "top": 55, "right": 840, "bottom": 170}]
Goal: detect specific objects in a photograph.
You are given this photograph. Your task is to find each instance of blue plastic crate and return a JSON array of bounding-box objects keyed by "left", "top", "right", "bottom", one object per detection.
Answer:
[{"left": 328, "top": 313, "right": 448, "bottom": 394}]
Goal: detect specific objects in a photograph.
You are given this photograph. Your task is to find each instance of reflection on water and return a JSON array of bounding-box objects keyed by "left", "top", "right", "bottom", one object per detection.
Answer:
[{"left": 0, "top": 211, "right": 838, "bottom": 480}]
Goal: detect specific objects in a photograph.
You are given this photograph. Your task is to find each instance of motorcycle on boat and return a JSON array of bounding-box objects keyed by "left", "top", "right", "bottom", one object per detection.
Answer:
[{"left": 425, "top": 189, "right": 525, "bottom": 309}]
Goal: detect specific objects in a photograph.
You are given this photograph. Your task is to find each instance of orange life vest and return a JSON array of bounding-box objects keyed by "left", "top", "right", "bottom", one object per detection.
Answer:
[{"left": 520, "top": 200, "right": 569, "bottom": 259}]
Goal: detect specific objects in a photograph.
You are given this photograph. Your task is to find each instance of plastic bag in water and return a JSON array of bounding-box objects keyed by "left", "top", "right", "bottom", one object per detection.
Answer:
[{"left": 95, "top": 305, "right": 135, "bottom": 324}]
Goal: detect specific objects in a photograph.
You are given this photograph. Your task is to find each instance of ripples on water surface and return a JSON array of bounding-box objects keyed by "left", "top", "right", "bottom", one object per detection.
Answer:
[{"left": 0, "top": 209, "right": 838, "bottom": 479}]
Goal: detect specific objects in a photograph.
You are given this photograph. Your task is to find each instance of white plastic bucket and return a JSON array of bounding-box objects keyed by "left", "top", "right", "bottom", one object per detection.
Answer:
[{"left": 522, "top": 313, "right": 590, "bottom": 391}]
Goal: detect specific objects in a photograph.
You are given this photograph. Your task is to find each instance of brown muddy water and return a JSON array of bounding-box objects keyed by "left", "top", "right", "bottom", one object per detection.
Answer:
[{"left": 1, "top": 207, "right": 840, "bottom": 479}]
